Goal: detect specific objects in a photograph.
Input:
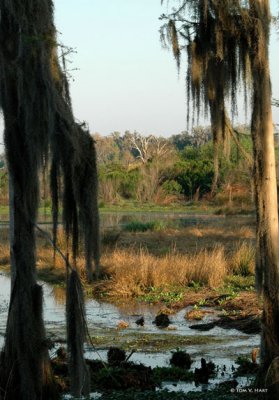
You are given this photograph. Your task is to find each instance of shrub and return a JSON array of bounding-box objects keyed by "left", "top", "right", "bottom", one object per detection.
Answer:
[
  {"left": 123, "top": 220, "right": 167, "bottom": 232},
  {"left": 162, "top": 180, "right": 183, "bottom": 195},
  {"left": 170, "top": 350, "right": 192, "bottom": 369},
  {"left": 165, "top": 160, "right": 214, "bottom": 199},
  {"left": 102, "top": 230, "right": 121, "bottom": 247}
]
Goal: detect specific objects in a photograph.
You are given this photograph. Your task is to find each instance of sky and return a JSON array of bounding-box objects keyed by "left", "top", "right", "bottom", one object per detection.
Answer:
[
  {"left": 53, "top": 0, "right": 279, "bottom": 137},
  {"left": 0, "top": 0, "right": 279, "bottom": 144},
  {"left": 54, "top": 0, "right": 187, "bottom": 137}
]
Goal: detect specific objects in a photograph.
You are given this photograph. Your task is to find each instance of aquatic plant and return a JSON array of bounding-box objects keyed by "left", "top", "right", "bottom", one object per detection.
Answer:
[
  {"left": 170, "top": 350, "right": 192, "bottom": 369},
  {"left": 123, "top": 220, "right": 167, "bottom": 232}
]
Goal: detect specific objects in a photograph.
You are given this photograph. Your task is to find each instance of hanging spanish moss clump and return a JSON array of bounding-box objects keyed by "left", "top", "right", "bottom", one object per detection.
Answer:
[
  {"left": 50, "top": 108, "right": 100, "bottom": 281},
  {"left": 66, "top": 269, "right": 90, "bottom": 397},
  {"left": 50, "top": 41, "right": 100, "bottom": 281},
  {"left": 160, "top": 0, "right": 252, "bottom": 194},
  {"left": 0, "top": 0, "right": 99, "bottom": 398},
  {"left": 162, "top": 0, "right": 279, "bottom": 389}
]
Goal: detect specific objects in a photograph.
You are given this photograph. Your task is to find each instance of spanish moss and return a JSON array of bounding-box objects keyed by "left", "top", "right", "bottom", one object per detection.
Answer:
[
  {"left": 0, "top": 0, "right": 99, "bottom": 398},
  {"left": 160, "top": 0, "right": 253, "bottom": 193},
  {"left": 161, "top": 0, "right": 279, "bottom": 391}
]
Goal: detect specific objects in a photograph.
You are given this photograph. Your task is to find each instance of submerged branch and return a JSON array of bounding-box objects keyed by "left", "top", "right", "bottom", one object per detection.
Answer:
[{"left": 35, "top": 224, "right": 73, "bottom": 272}]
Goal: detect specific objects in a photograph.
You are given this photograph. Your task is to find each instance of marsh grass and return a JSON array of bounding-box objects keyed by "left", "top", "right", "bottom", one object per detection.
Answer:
[
  {"left": 229, "top": 242, "right": 255, "bottom": 276},
  {"left": 0, "top": 222, "right": 256, "bottom": 301},
  {"left": 100, "top": 246, "right": 227, "bottom": 298}
]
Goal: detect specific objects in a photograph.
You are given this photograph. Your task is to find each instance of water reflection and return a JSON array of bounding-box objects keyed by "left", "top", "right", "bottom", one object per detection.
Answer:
[
  {"left": 99, "top": 212, "right": 226, "bottom": 230},
  {"left": 0, "top": 212, "right": 255, "bottom": 240},
  {"left": 0, "top": 272, "right": 260, "bottom": 384},
  {"left": 51, "top": 286, "right": 66, "bottom": 305}
]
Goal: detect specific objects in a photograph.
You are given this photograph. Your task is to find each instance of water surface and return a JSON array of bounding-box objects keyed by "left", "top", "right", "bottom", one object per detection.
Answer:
[{"left": 0, "top": 272, "right": 259, "bottom": 393}]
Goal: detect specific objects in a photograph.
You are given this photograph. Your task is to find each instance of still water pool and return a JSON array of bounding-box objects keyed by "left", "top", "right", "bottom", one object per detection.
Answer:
[{"left": 0, "top": 271, "right": 259, "bottom": 394}]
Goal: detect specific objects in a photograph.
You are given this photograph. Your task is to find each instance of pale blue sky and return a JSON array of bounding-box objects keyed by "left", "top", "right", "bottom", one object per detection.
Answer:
[
  {"left": 54, "top": 0, "right": 187, "bottom": 137},
  {"left": 0, "top": 0, "right": 278, "bottom": 144},
  {"left": 54, "top": 0, "right": 279, "bottom": 136}
]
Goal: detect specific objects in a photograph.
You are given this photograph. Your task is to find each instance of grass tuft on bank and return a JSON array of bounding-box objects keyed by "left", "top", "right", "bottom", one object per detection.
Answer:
[
  {"left": 0, "top": 220, "right": 257, "bottom": 308},
  {"left": 101, "top": 246, "right": 227, "bottom": 298}
]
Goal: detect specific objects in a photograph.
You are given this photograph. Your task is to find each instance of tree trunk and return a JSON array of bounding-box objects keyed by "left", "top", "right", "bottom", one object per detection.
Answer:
[
  {"left": 251, "top": 1, "right": 279, "bottom": 395},
  {"left": 8, "top": 174, "right": 15, "bottom": 287},
  {"left": 0, "top": 77, "right": 57, "bottom": 400},
  {"left": 0, "top": 1, "right": 97, "bottom": 398},
  {"left": 209, "top": 98, "right": 225, "bottom": 196},
  {"left": 211, "top": 133, "right": 219, "bottom": 196},
  {"left": 1, "top": 181, "right": 57, "bottom": 399}
]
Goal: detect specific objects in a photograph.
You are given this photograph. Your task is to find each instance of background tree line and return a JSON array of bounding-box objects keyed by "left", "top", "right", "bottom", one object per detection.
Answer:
[
  {"left": 2, "top": 125, "right": 279, "bottom": 208},
  {"left": 94, "top": 126, "right": 279, "bottom": 206}
]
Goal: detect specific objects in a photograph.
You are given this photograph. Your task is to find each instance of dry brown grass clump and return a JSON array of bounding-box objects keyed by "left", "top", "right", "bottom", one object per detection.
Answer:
[
  {"left": 0, "top": 244, "right": 9, "bottom": 266},
  {"left": 101, "top": 246, "right": 227, "bottom": 298},
  {"left": 229, "top": 242, "right": 255, "bottom": 276},
  {"left": 0, "top": 227, "right": 256, "bottom": 301}
]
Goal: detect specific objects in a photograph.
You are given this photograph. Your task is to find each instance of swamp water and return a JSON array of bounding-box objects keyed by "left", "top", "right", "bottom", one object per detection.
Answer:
[
  {"left": 0, "top": 211, "right": 254, "bottom": 230},
  {"left": 0, "top": 272, "right": 259, "bottom": 395},
  {"left": 99, "top": 211, "right": 254, "bottom": 230}
]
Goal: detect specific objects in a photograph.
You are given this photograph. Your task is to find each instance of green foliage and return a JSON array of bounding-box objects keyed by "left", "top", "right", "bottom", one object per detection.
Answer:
[
  {"left": 181, "top": 143, "right": 213, "bottom": 161},
  {"left": 0, "top": 128, "right": 259, "bottom": 208},
  {"left": 99, "top": 164, "right": 140, "bottom": 200},
  {"left": 162, "top": 179, "right": 183, "bottom": 195},
  {"left": 225, "top": 275, "right": 255, "bottom": 291},
  {"left": 169, "top": 132, "right": 193, "bottom": 150},
  {"left": 234, "top": 356, "right": 259, "bottom": 376},
  {"left": 94, "top": 130, "right": 256, "bottom": 205},
  {"left": 153, "top": 366, "right": 194, "bottom": 382},
  {"left": 166, "top": 160, "right": 214, "bottom": 198},
  {"left": 162, "top": 144, "right": 217, "bottom": 198},
  {"left": 138, "top": 286, "right": 185, "bottom": 304},
  {"left": 0, "top": 170, "right": 8, "bottom": 198},
  {"left": 123, "top": 220, "right": 167, "bottom": 232},
  {"left": 97, "top": 387, "right": 255, "bottom": 400},
  {"left": 229, "top": 135, "right": 253, "bottom": 165},
  {"left": 188, "top": 280, "right": 202, "bottom": 291},
  {"left": 118, "top": 170, "right": 140, "bottom": 199}
]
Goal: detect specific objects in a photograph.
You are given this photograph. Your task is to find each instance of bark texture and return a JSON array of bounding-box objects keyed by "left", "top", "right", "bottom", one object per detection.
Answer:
[{"left": 250, "top": 2, "right": 279, "bottom": 395}]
